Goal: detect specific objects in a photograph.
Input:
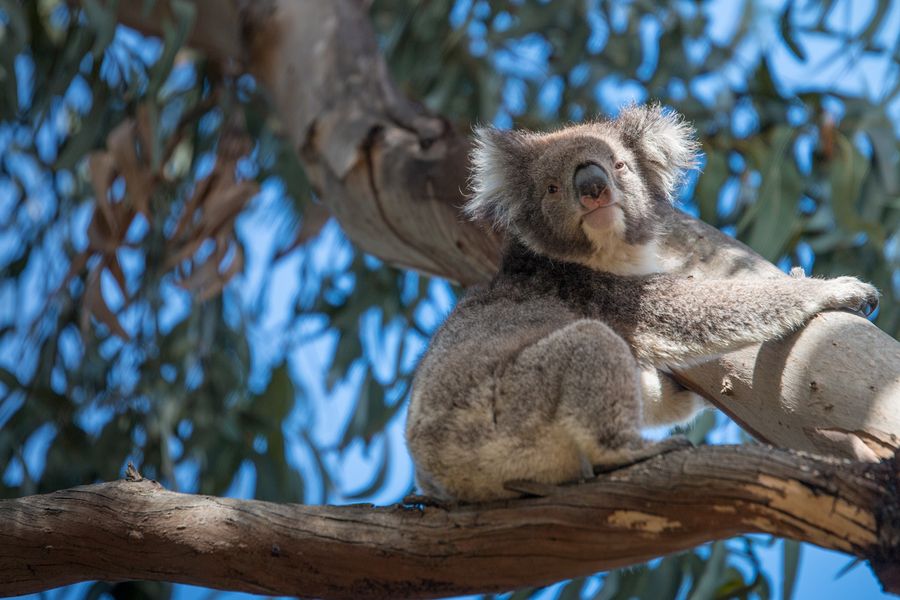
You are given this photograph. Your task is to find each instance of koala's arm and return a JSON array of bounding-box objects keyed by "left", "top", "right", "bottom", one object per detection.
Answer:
[{"left": 619, "top": 275, "right": 878, "bottom": 366}]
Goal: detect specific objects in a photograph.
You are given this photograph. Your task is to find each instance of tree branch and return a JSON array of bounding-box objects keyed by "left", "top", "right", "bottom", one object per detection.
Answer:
[{"left": 2, "top": 447, "right": 899, "bottom": 598}]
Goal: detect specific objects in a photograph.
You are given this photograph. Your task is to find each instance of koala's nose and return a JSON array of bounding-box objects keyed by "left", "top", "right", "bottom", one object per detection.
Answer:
[{"left": 574, "top": 163, "right": 610, "bottom": 201}]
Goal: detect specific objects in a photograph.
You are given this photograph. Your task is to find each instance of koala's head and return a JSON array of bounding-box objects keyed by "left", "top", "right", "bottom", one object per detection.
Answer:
[{"left": 466, "top": 104, "right": 699, "bottom": 274}]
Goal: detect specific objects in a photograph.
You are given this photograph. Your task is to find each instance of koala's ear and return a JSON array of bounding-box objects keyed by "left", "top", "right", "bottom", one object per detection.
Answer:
[
  {"left": 465, "top": 127, "right": 531, "bottom": 228},
  {"left": 614, "top": 104, "right": 700, "bottom": 202}
]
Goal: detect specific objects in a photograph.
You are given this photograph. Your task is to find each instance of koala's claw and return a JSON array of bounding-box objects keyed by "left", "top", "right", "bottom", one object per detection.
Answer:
[{"left": 822, "top": 277, "right": 880, "bottom": 316}]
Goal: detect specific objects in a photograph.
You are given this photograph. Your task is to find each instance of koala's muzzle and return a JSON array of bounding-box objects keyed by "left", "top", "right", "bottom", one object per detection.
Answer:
[{"left": 575, "top": 163, "right": 613, "bottom": 210}]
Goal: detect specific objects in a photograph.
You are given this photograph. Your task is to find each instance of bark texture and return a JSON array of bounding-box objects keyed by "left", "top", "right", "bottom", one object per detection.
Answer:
[{"left": 2, "top": 448, "right": 900, "bottom": 598}]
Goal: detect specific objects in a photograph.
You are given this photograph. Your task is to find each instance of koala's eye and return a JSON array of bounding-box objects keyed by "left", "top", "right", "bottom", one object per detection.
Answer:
[
  {"left": 547, "top": 184, "right": 559, "bottom": 194},
  {"left": 614, "top": 160, "right": 626, "bottom": 171}
]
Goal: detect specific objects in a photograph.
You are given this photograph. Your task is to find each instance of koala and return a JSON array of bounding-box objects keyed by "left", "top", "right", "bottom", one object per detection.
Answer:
[{"left": 405, "top": 104, "right": 879, "bottom": 503}]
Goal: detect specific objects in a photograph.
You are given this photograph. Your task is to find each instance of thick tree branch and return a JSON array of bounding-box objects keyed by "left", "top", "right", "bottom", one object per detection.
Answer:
[
  {"left": 2, "top": 447, "right": 899, "bottom": 598},
  {"left": 674, "top": 310, "right": 900, "bottom": 461}
]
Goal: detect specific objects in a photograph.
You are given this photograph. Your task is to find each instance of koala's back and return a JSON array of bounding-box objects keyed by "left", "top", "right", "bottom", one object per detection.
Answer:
[{"left": 406, "top": 285, "right": 584, "bottom": 500}]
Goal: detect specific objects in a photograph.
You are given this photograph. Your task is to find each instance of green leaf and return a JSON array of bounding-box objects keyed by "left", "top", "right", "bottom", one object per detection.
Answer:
[
  {"left": 556, "top": 579, "right": 588, "bottom": 600},
  {"left": 687, "top": 542, "right": 727, "bottom": 600},
  {"left": 83, "top": 581, "right": 113, "bottom": 600},
  {"left": 0, "top": 366, "right": 19, "bottom": 390},
  {"left": 866, "top": 124, "right": 899, "bottom": 195},
  {"left": 835, "top": 557, "right": 863, "bottom": 579},
  {"left": 142, "top": 0, "right": 158, "bottom": 18},
  {"left": 641, "top": 556, "right": 683, "bottom": 600},
  {"left": 81, "top": 0, "right": 118, "bottom": 59},
  {"left": 0, "top": 0, "right": 27, "bottom": 116},
  {"left": 0, "top": 247, "right": 27, "bottom": 279},
  {"left": 145, "top": 100, "right": 163, "bottom": 172},
  {"left": 340, "top": 370, "right": 390, "bottom": 448},
  {"left": 327, "top": 334, "right": 363, "bottom": 391},
  {"left": 696, "top": 147, "right": 728, "bottom": 224},
  {"left": 56, "top": 88, "right": 109, "bottom": 170},
  {"left": 593, "top": 570, "right": 620, "bottom": 600},
  {"left": 344, "top": 436, "right": 390, "bottom": 500},
  {"left": 146, "top": 0, "right": 197, "bottom": 99},
  {"left": 505, "top": 587, "right": 537, "bottom": 600},
  {"left": 741, "top": 128, "right": 803, "bottom": 261},
  {"left": 0, "top": 0, "right": 28, "bottom": 46},
  {"left": 253, "top": 436, "right": 304, "bottom": 502},
  {"left": 829, "top": 131, "right": 885, "bottom": 246},
  {"left": 860, "top": 0, "right": 890, "bottom": 45},
  {"left": 782, "top": 540, "right": 802, "bottom": 600},
  {"left": 779, "top": 1, "right": 806, "bottom": 61},
  {"left": 258, "top": 363, "right": 296, "bottom": 424},
  {"left": 202, "top": 446, "right": 243, "bottom": 495}
]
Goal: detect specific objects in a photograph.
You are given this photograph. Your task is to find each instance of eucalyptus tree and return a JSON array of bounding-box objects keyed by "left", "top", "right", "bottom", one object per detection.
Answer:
[{"left": 1, "top": 1, "right": 900, "bottom": 598}]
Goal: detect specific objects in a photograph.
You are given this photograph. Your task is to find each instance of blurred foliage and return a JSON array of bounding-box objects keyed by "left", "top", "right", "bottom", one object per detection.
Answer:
[
  {"left": 0, "top": 0, "right": 319, "bottom": 504},
  {"left": 0, "top": 0, "right": 898, "bottom": 599}
]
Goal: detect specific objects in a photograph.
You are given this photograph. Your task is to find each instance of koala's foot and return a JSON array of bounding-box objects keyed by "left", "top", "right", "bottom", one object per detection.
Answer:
[
  {"left": 503, "top": 451, "right": 597, "bottom": 498},
  {"left": 818, "top": 276, "right": 879, "bottom": 316},
  {"left": 592, "top": 435, "right": 693, "bottom": 475}
]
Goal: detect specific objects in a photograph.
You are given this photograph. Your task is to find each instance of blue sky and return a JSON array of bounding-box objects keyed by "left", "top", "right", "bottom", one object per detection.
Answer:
[{"left": 3, "top": 0, "right": 899, "bottom": 598}]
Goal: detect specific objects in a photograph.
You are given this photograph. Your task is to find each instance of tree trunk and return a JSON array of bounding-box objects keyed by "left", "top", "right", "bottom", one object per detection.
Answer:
[{"left": 2, "top": 449, "right": 899, "bottom": 598}]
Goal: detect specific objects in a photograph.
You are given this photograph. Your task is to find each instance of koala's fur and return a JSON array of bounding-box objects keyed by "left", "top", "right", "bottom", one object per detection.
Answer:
[{"left": 405, "top": 104, "right": 879, "bottom": 503}]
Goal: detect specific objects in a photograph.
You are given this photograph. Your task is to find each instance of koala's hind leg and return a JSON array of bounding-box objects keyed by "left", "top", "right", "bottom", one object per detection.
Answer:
[{"left": 494, "top": 319, "right": 686, "bottom": 487}]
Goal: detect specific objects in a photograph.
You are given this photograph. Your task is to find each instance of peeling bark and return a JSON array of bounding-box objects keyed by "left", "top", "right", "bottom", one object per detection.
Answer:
[{"left": 2, "top": 448, "right": 899, "bottom": 598}]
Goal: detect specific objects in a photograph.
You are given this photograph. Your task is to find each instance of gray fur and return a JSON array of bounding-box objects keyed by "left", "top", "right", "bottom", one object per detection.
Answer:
[{"left": 408, "top": 105, "right": 879, "bottom": 502}]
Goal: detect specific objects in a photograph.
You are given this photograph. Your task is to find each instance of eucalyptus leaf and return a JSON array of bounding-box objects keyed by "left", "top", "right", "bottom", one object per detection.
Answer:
[
  {"left": 81, "top": 0, "right": 117, "bottom": 59},
  {"left": 258, "top": 363, "right": 296, "bottom": 424},
  {"left": 743, "top": 128, "right": 803, "bottom": 261},
  {"left": 782, "top": 540, "right": 802, "bottom": 600}
]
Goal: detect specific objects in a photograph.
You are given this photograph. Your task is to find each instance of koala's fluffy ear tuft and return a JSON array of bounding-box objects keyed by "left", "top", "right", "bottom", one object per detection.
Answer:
[
  {"left": 465, "top": 127, "right": 531, "bottom": 228},
  {"left": 614, "top": 104, "right": 700, "bottom": 203}
]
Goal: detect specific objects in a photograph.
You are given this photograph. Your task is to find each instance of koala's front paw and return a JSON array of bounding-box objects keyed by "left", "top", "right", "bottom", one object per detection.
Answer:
[{"left": 819, "top": 277, "right": 879, "bottom": 316}]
